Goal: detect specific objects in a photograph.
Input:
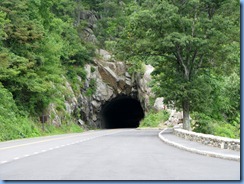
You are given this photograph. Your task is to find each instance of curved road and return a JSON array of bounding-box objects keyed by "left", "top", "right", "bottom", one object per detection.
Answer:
[{"left": 0, "top": 129, "right": 240, "bottom": 180}]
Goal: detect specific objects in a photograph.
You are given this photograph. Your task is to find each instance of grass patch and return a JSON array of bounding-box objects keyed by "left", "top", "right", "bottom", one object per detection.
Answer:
[
  {"left": 140, "top": 110, "right": 169, "bottom": 128},
  {"left": 41, "top": 122, "right": 83, "bottom": 136},
  {"left": 0, "top": 116, "right": 84, "bottom": 142}
]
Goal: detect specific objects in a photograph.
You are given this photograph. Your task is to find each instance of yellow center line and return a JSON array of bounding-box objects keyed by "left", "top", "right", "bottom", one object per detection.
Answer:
[
  {"left": 0, "top": 129, "right": 121, "bottom": 151},
  {"left": 0, "top": 134, "right": 85, "bottom": 151}
]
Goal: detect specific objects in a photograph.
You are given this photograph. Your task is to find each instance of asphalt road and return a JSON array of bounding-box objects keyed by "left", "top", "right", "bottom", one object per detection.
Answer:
[{"left": 0, "top": 129, "right": 240, "bottom": 180}]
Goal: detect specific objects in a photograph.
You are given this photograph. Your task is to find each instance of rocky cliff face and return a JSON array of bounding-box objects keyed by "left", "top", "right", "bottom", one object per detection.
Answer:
[
  {"left": 46, "top": 48, "right": 184, "bottom": 129},
  {"left": 78, "top": 49, "right": 152, "bottom": 128},
  {"left": 47, "top": 49, "right": 153, "bottom": 129},
  {"left": 46, "top": 10, "right": 181, "bottom": 129},
  {"left": 45, "top": 8, "right": 155, "bottom": 129}
]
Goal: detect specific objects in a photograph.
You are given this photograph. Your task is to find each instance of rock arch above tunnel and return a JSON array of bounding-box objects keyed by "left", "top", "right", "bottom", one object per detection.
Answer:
[
  {"left": 100, "top": 96, "right": 145, "bottom": 129},
  {"left": 71, "top": 49, "right": 153, "bottom": 129}
]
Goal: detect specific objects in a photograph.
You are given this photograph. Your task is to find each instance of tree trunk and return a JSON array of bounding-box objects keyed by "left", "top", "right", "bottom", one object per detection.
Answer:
[{"left": 182, "top": 100, "right": 191, "bottom": 130}]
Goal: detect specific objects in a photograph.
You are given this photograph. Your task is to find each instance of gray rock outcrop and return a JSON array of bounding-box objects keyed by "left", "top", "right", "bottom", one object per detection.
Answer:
[{"left": 47, "top": 49, "right": 153, "bottom": 128}]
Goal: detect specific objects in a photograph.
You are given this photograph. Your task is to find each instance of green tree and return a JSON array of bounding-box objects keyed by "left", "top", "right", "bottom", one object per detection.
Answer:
[
  {"left": 0, "top": 11, "right": 8, "bottom": 41},
  {"left": 0, "top": 0, "right": 95, "bottom": 140},
  {"left": 117, "top": 0, "right": 239, "bottom": 130},
  {"left": 0, "top": 0, "right": 94, "bottom": 115}
]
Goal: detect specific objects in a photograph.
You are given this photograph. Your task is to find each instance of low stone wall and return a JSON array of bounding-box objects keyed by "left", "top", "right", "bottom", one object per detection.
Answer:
[{"left": 173, "top": 128, "right": 240, "bottom": 151}]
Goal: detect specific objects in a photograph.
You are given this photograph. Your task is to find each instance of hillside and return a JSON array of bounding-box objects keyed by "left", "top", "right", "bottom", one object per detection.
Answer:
[{"left": 0, "top": 0, "right": 240, "bottom": 141}]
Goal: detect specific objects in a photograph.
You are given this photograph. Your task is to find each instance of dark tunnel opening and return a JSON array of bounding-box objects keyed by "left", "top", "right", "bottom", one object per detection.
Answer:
[{"left": 100, "top": 96, "right": 145, "bottom": 129}]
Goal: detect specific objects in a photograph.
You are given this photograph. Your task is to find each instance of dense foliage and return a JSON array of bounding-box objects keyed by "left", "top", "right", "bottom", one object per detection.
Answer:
[
  {"left": 0, "top": 0, "right": 240, "bottom": 140},
  {"left": 102, "top": 0, "right": 239, "bottom": 138},
  {"left": 0, "top": 0, "right": 94, "bottom": 140}
]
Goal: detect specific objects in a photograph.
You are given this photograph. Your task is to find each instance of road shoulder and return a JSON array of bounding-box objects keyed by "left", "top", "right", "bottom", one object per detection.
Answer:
[{"left": 158, "top": 128, "right": 240, "bottom": 161}]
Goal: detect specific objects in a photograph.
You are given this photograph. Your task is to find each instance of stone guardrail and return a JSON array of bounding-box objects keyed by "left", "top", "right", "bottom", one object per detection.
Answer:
[{"left": 173, "top": 128, "right": 240, "bottom": 151}]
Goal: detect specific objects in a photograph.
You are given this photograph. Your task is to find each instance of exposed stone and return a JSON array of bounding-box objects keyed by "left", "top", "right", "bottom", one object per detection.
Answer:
[
  {"left": 80, "top": 10, "right": 99, "bottom": 25},
  {"left": 99, "top": 49, "right": 112, "bottom": 61},
  {"left": 84, "top": 64, "right": 91, "bottom": 79},
  {"left": 46, "top": 49, "right": 154, "bottom": 129},
  {"left": 174, "top": 128, "right": 240, "bottom": 151},
  {"left": 153, "top": 97, "right": 166, "bottom": 111},
  {"left": 133, "top": 64, "right": 155, "bottom": 111},
  {"left": 125, "top": 79, "right": 132, "bottom": 86},
  {"left": 95, "top": 78, "right": 108, "bottom": 97},
  {"left": 118, "top": 79, "right": 127, "bottom": 90},
  {"left": 92, "top": 114, "right": 97, "bottom": 121},
  {"left": 91, "top": 100, "right": 100, "bottom": 108},
  {"left": 165, "top": 110, "right": 183, "bottom": 126},
  {"left": 47, "top": 103, "right": 62, "bottom": 127},
  {"left": 125, "top": 72, "right": 130, "bottom": 78},
  {"left": 80, "top": 55, "right": 153, "bottom": 127},
  {"left": 104, "top": 62, "right": 116, "bottom": 71},
  {"left": 98, "top": 65, "right": 118, "bottom": 90},
  {"left": 78, "top": 119, "right": 85, "bottom": 125},
  {"left": 83, "top": 27, "right": 98, "bottom": 43},
  {"left": 144, "top": 65, "right": 154, "bottom": 78},
  {"left": 78, "top": 10, "right": 99, "bottom": 43},
  {"left": 65, "top": 102, "right": 72, "bottom": 115},
  {"left": 44, "top": 10, "right": 157, "bottom": 128},
  {"left": 116, "top": 62, "right": 126, "bottom": 76}
]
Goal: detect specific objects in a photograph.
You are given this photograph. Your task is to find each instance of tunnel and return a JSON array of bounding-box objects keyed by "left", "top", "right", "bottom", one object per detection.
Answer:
[{"left": 100, "top": 95, "right": 145, "bottom": 129}]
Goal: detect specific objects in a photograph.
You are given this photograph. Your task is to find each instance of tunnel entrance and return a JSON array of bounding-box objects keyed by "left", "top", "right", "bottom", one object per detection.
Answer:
[{"left": 100, "top": 96, "right": 145, "bottom": 129}]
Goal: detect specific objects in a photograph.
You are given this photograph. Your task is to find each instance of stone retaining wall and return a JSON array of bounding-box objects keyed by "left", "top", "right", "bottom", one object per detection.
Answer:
[{"left": 173, "top": 128, "right": 240, "bottom": 151}]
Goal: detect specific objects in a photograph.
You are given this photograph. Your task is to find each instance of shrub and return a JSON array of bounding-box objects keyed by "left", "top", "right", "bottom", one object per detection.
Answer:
[
  {"left": 191, "top": 112, "right": 215, "bottom": 134},
  {"left": 192, "top": 112, "right": 240, "bottom": 139},
  {"left": 140, "top": 110, "right": 169, "bottom": 127},
  {"left": 85, "top": 78, "right": 97, "bottom": 97},
  {"left": 213, "top": 122, "right": 239, "bottom": 139}
]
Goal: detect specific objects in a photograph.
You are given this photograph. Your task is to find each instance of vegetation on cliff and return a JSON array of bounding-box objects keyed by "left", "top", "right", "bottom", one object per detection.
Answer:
[
  {"left": 0, "top": 0, "right": 93, "bottom": 140},
  {"left": 0, "top": 0, "right": 240, "bottom": 140}
]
